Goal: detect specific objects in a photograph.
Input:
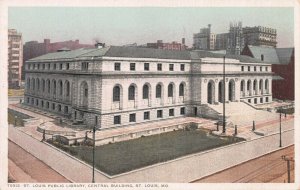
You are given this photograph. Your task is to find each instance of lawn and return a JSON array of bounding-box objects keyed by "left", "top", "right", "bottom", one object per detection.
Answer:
[
  {"left": 49, "top": 129, "right": 244, "bottom": 175},
  {"left": 8, "top": 108, "right": 32, "bottom": 126},
  {"left": 8, "top": 89, "right": 24, "bottom": 97}
]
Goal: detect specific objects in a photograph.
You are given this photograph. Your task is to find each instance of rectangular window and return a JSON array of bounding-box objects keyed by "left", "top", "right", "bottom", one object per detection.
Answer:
[
  {"left": 144, "top": 111, "right": 150, "bottom": 120},
  {"left": 157, "top": 63, "right": 162, "bottom": 71},
  {"left": 260, "top": 98, "right": 263, "bottom": 103},
  {"left": 180, "top": 64, "right": 185, "bottom": 71},
  {"left": 130, "top": 63, "right": 135, "bottom": 71},
  {"left": 248, "top": 66, "right": 250, "bottom": 71},
  {"left": 114, "top": 115, "right": 121, "bottom": 124},
  {"left": 254, "top": 66, "right": 256, "bottom": 71},
  {"left": 42, "top": 64, "right": 45, "bottom": 70},
  {"left": 260, "top": 66, "right": 262, "bottom": 71},
  {"left": 169, "top": 64, "right": 174, "bottom": 71},
  {"left": 37, "top": 64, "right": 40, "bottom": 70},
  {"left": 59, "top": 63, "right": 63, "bottom": 70},
  {"left": 265, "top": 66, "right": 268, "bottom": 71},
  {"left": 52, "top": 103, "right": 55, "bottom": 110},
  {"left": 180, "top": 107, "right": 185, "bottom": 115},
  {"left": 129, "top": 113, "right": 136, "bottom": 122},
  {"left": 241, "top": 66, "right": 244, "bottom": 71},
  {"left": 157, "top": 110, "right": 163, "bottom": 118},
  {"left": 266, "top": 97, "right": 269, "bottom": 102},
  {"left": 114, "top": 62, "right": 121, "bottom": 71},
  {"left": 248, "top": 99, "right": 251, "bottom": 103},
  {"left": 46, "top": 102, "right": 49, "bottom": 109},
  {"left": 53, "top": 64, "right": 56, "bottom": 70},
  {"left": 169, "top": 109, "right": 174, "bottom": 116},
  {"left": 81, "top": 62, "right": 89, "bottom": 70},
  {"left": 48, "top": 64, "right": 50, "bottom": 70},
  {"left": 66, "top": 63, "right": 70, "bottom": 70},
  {"left": 144, "top": 63, "right": 149, "bottom": 71}
]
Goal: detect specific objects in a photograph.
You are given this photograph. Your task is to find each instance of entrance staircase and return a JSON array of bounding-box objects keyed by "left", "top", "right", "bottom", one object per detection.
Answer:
[{"left": 204, "top": 102, "right": 278, "bottom": 127}]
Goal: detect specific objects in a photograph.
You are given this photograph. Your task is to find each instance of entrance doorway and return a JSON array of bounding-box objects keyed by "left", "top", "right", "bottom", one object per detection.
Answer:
[{"left": 207, "top": 81, "right": 215, "bottom": 104}]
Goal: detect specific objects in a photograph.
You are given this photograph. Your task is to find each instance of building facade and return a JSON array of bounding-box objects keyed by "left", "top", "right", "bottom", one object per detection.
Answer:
[
  {"left": 241, "top": 45, "right": 294, "bottom": 100},
  {"left": 23, "top": 39, "right": 94, "bottom": 80},
  {"left": 193, "top": 24, "right": 216, "bottom": 50},
  {"left": 243, "top": 26, "right": 277, "bottom": 47},
  {"left": 8, "top": 29, "right": 23, "bottom": 88},
  {"left": 24, "top": 46, "right": 273, "bottom": 129},
  {"left": 146, "top": 39, "right": 187, "bottom": 51},
  {"left": 227, "top": 22, "right": 244, "bottom": 55}
]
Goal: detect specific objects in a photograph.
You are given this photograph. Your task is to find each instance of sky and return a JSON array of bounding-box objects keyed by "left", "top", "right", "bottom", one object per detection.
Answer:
[{"left": 8, "top": 7, "right": 294, "bottom": 48}]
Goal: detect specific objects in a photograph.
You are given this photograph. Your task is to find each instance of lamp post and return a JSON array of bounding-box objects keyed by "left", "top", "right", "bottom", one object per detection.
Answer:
[
  {"left": 222, "top": 55, "right": 226, "bottom": 134},
  {"left": 14, "top": 116, "right": 17, "bottom": 127},
  {"left": 282, "top": 156, "right": 294, "bottom": 183},
  {"left": 279, "top": 109, "right": 282, "bottom": 148}
]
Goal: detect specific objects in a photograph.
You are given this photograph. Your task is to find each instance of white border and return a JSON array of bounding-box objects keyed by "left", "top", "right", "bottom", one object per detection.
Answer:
[{"left": 0, "top": 0, "right": 299, "bottom": 190}]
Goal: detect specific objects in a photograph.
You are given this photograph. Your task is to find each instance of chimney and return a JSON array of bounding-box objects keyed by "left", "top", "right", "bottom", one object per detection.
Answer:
[
  {"left": 182, "top": 38, "right": 185, "bottom": 45},
  {"left": 95, "top": 42, "right": 105, "bottom": 49},
  {"left": 261, "top": 54, "right": 264, "bottom": 61},
  {"left": 44, "top": 39, "right": 50, "bottom": 44}
]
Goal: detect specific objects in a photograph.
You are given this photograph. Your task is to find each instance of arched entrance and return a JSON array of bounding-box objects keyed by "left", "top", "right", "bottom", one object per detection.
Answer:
[
  {"left": 207, "top": 80, "right": 215, "bottom": 104},
  {"left": 228, "top": 80, "right": 235, "bottom": 102}
]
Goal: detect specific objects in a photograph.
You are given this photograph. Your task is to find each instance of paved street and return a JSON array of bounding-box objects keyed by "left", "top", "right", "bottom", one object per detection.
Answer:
[
  {"left": 8, "top": 140, "right": 70, "bottom": 183},
  {"left": 192, "top": 145, "right": 294, "bottom": 183}
]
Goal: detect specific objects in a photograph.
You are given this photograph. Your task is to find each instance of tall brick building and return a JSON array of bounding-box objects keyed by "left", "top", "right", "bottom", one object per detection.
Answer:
[
  {"left": 8, "top": 29, "right": 23, "bottom": 88},
  {"left": 22, "top": 39, "right": 94, "bottom": 79}
]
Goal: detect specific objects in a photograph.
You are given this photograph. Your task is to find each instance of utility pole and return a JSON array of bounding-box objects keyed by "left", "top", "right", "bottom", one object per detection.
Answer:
[
  {"left": 222, "top": 56, "right": 226, "bottom": 134},
  {"left": 92, "top": 125, "right": 95, "bottom": 183},
  {"left": 282, "top": 156, "right": 294, "bottom": 183}
]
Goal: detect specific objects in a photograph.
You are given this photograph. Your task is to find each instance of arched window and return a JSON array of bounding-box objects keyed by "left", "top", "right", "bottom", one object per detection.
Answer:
[
  {"left": 37, "top": 78, "right": 40, "bottom": 90},
  {"left": 128, "top": 85, "right": 135, "bottom": 100},
  {"left": 113, "top": 86, "right": 120, "bottom": 101},
  {"left": 32, "top": 78, "right": 36, "bottom": 90},
  {"left": 58, "top": 80, "right": 63, "bottom": 95},
  {"left": 247, "top": 80, "right": 251, "bottom": 91},
  {"left": 42, "top": 79, "right": 45, "bottom": 92},
  {"left": 259, "top": 79, "right": 263, "bottom": 90},
  {"left": 240, "top": 80, "right": 244, "bottom": 91},
  {"left": 143, "top": 84, "right": 149, "bottom": 99},
  {"left": 168, "top": 83, "right": 173, "bottom": 97},
  {"left": 52, "top": 80, "right": 56, "bottom": 95},
  {"left": 156, "top": 84, "right": 162, "bottom": 98},
  {"left": 179, "top": 83, "right": 184, "bottom": 96},
  {"left": 47, "top": 80, "right": 51, "bottom": 93},
  {"left": 27, "top": 78, "right": 30, "bottom": 90},
  {"left": 65, "top": 81, "right": 70, "bottom": 97}
]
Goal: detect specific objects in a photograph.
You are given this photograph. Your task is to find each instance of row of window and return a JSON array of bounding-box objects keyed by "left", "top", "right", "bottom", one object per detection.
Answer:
[
  {"left": 26, "top": 78, "right": 71, "bottom": 97},
  {"left": 114, "top": 62, "right": 185, "bottom": 72},
  {"left": 27, "top": 62, "right": 70, "bottom": 71},
  {"left": 113, "top": 82, "right": 185, "bottom": 102},
  {"left": 26, "top": 97, "right": 69, "bottom": 113},
  {"left": 247, "top": 97, "right": 269, "bottom": 104},
  {"left": 113, "top": 107, "right": 186, "bottom": 124},
  {"left": 241, "top": 66, "right": 268, "bottom": 72}
]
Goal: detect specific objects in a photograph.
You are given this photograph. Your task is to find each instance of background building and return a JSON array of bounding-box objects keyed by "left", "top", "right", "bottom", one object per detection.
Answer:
[
  {"left": 146, "top": 38, "right": 187, "bottom": 51},
  {"left": 22, "top": 39, "right": 94, "bottom": 80},
  {"left": 8, "top": 29, "right": 23, "bottom": 88},
  {"left": 194, "top": 23, "right": 277, "bottom": 56},
  {"left": 193, "top": 24, "right": 215, "bottom": 50},
  {"left": 243, "top": 26, "right": 277, "bottom": 47},
  {"left": 215, "top": 33, "right": 229, "bottom": 50},
  {"left": 227, "top": 22, "right": 244, "bottom": 55},
  {"left": 241, "top": 45, "right": 294, "bottom": 100}
]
